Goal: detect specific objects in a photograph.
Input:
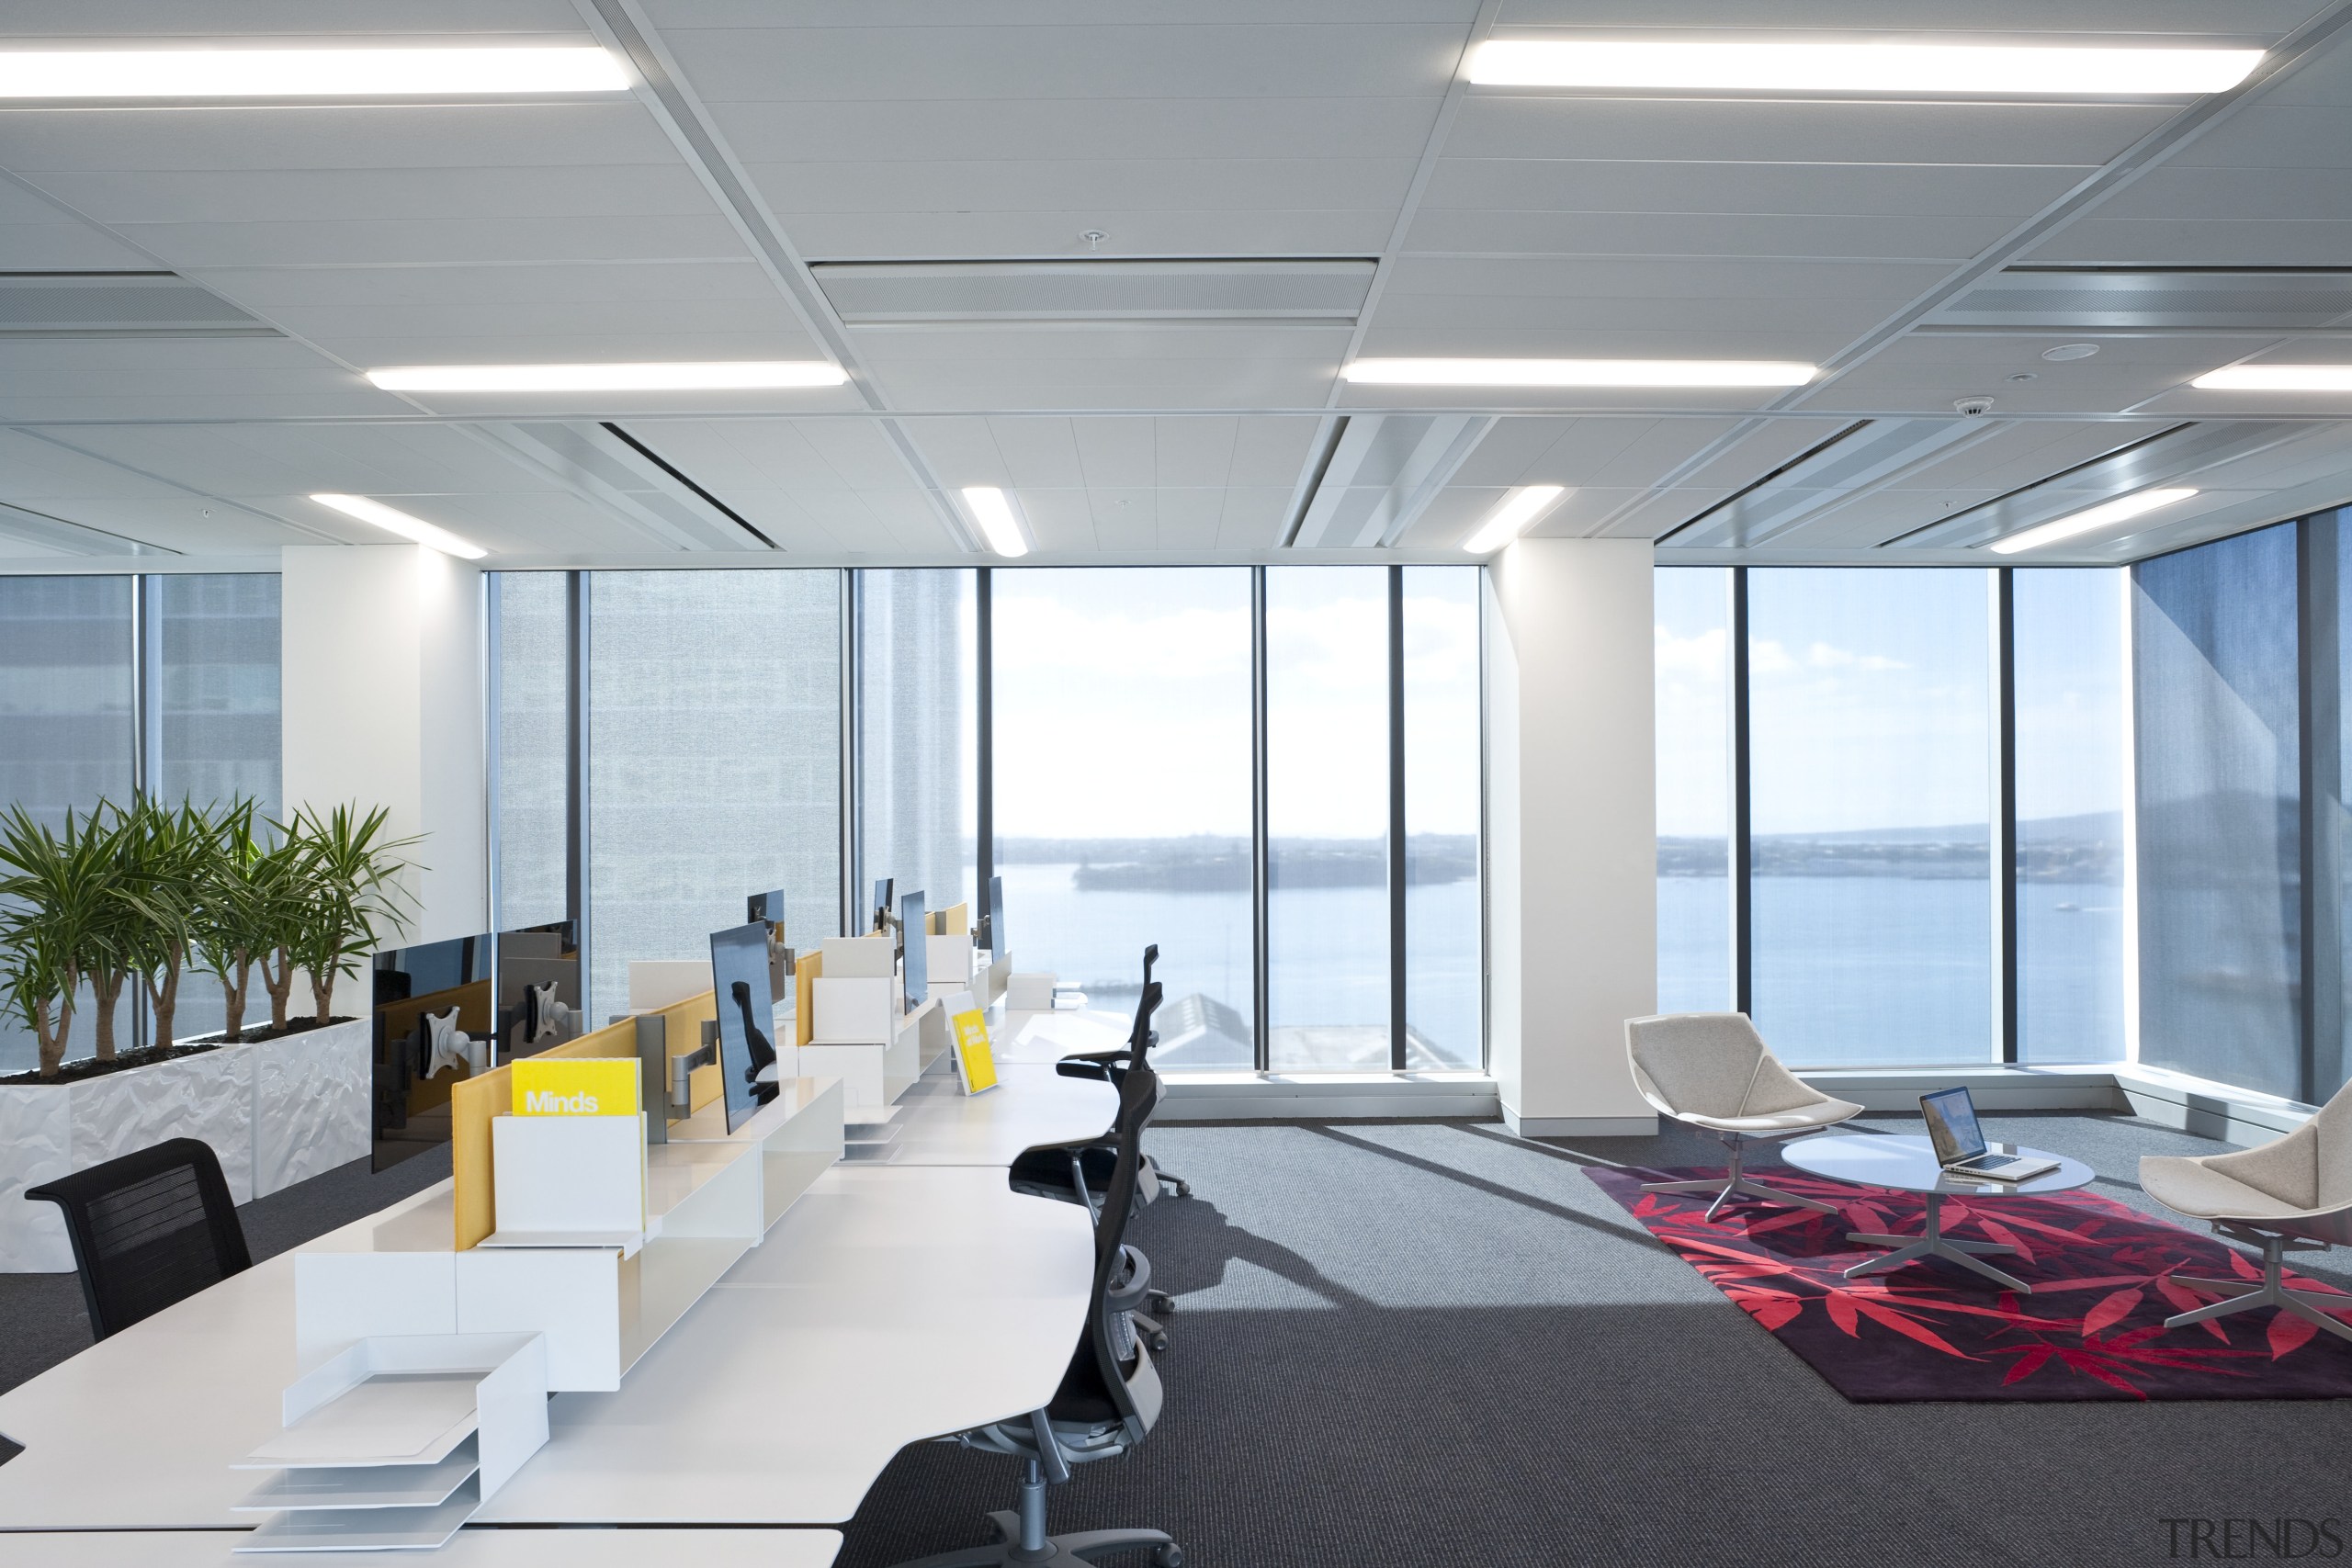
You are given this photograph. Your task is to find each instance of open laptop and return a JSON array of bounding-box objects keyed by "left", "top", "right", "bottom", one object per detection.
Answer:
[{"left": 1919, "top": 1088, "right": 2060, "bottom": 1183}]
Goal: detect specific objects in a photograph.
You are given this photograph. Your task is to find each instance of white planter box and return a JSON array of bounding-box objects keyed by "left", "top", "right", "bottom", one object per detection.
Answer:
[{"left": 0, "top": 1014, "right": 372, "bottom": 1273}]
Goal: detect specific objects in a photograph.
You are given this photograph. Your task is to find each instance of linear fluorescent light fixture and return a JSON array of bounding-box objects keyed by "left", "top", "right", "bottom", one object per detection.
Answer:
[
  {"left": 367, "top": 361, "right": 849, "bottom": 393},
  {"left": 961, "top": 487, "right": 1030, "bottom": 558},
  {"left": 1464, "top": 486, "right": 1566, "bottom": 554},
  {"left": 2192, "top": 366, "right": 2352, "bottom": 391},
  {"left": 311, "top": 493, "right": 487, "bottom": 560},
  {"left": 1467, "top": 40, "right": 2262, "bottom": 96},
  {"left": 1343, "top": 358, "right": 1815, "bottom": 389},
  {"left": 0, "top": 47, "right": 630, "bottom": 99},
  {"left": 1986, "top": 488, "right": 2197, "bottom": 556}
]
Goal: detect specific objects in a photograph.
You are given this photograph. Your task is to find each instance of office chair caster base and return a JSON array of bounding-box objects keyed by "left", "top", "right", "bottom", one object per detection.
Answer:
[
  {"left": 1145, "top": 1291, "right": 1175, "bottom": 1315},
  {"left": 887, "top": 1513, "right": 1179, "bottom": 1567},
  {"left": 2164, "top": 1279, "right": 2352, "bottom": 1343}
]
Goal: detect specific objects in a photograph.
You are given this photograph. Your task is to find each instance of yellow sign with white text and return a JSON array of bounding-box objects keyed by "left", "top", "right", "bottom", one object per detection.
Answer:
[
  {"left": 511, "top": 1056, "right": 640, "bottom": 1118},
  {"left": 950, "top": 1006, "right": 999, "bottom": 1096}
]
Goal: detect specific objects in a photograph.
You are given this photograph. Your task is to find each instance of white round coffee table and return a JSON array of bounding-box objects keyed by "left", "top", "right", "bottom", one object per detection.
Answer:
[{"left": 1781, "top": 1132, "right": 2096, "bottom": 1293}]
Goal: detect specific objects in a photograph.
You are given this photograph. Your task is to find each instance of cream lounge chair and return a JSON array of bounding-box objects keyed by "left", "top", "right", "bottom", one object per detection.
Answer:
[
  {"left": 2142, "top": 1081, "right": 2352, "bottom": 1345},
  {"left": 1625, "top": 1012, "right": 1864, "bottom": 1222}
]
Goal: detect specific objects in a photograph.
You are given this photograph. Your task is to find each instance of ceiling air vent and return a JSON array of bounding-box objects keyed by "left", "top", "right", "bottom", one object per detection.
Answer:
[
  {"left": 0, "top": 273, "right": 275, "bottom": 338},
  {"left": 1928, "top": 267, "right": 2352, "bottom": 332},
  {"left": 811, "top": 258, "right": 1377, "bottom": 326}
]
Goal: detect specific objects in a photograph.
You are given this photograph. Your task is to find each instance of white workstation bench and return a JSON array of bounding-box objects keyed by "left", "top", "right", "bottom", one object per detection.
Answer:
[{"left": 0, "top": 1053, "right": 1118, "bottom": 1563}]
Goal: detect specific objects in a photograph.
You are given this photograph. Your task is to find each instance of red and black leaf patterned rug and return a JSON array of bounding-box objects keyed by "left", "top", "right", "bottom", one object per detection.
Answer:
[{"left": 1587, "top": 1164, "right": 2352, "bottom": 1401}]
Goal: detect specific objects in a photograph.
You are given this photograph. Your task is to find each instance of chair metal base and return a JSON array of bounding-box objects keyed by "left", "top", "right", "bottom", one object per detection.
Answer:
[
  {"left": 888, "top": 1509, "right": 1180, "bottom": 1568},
  {"left": 1644, "top": 1133, "right": 1836, "bottom": 1223},
  {"left": 1844, "top": 1191, "right": 2032, "bottom": 1292},
  {"left": 2164, "top": 1232, "right": 2352, "bottom": 1345}
]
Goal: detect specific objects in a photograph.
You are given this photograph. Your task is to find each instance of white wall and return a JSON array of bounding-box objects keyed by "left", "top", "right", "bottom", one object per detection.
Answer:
[
  {"left": 280, "top": 545, "right": 485, "bottom": 951},
  {"left": 1485, "top": 538, "right": 1658, "bottom": 1135}
]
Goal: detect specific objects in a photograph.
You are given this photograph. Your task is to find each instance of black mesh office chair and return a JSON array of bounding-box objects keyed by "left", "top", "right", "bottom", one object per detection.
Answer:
[
  {"left": 25, "top": 1137, "right": 252, "bottom": 1340},
  {"left": 1021, "top": 945, "right": 1192, "bottom": 1204},
  {"left": 895, "top": 985, "right": 1180, "bottom": 1568}
]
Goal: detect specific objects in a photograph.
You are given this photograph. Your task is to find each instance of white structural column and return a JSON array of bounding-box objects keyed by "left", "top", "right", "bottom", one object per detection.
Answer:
[
  {"left": 1484, "top": 539, "right": 1658, "bottom": 1136},
  {"left": 280, "top": 545, "right": 486, "bottom": 944}
]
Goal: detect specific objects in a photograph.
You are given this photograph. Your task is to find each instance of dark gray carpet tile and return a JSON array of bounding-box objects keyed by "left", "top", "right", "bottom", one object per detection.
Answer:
[
  {"left": 840, "top": 1112, "right": 2351, "bottom": 1568},
  {"left": 0, "top": 1145, "right": 452, "bottom": 1396}
]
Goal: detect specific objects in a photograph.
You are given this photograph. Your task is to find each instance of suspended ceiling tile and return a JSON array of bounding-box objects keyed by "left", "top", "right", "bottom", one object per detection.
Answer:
[
  {"left": 1402, "top": 208, "right": 2004, "bottom": 262},
  {"left": 0, "top": 105, "right": 682, "bottom": 175},
  {"left": 1216, "top": 486, "right": 1292, "bottom": 548},
  {"left": 1443, "top": 96, "right": 2172, "bottom": 167},
  {"left": 707, "top": 93, "right": 1442, "bottom": 166}
]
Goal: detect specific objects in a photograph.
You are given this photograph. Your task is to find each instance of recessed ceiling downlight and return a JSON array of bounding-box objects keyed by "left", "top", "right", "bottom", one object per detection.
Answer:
[
  {"left": 1466, "top": 39, "right": 2262, "bottom": 96},
  {"left": 311, "top": 494, "right": 487, "bottom": 560},
  {"left": 2192, "top": 366, "right": 2352, "bottom": 391},
  {"left": 1464, "top": 486, "right": 1567, "bottom": 554},
  {"left": 0, "top": 47, "right": 630, "bottom": 99},
  {"left": 1986, "top": 488, "right": 2197, "bottom": 556},
  {"left": 961, "top": 487, "right": 1030, "bottom": 558},
  {"left": 366, "top": 361, "right": 849, "bottom": 392},
  {"left": 1342, "top": 358, "right": 1815, "bottom": 389}
]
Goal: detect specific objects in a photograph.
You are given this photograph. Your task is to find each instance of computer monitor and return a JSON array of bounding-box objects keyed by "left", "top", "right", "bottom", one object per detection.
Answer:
[
  {"left": 899, "top": 889, "right": 927, "bottom": 1007},
  {"left": 495, "top": 919, "right": 579, "bottom": 1066},
  {"left": 708, "top": 921, "right": 780, "bottom": 1134},
  {"left": 370, "top": 932, "right": 492, "bottom": 1171},
  {"left": 872, "top": 876, "right": 895, "bottom": 934},
  {"left": 746, "top": 889, "right": 786, "bottom": 930},
  {"left": 987, "top": 874, "right": 1006, "bottom": 959}
]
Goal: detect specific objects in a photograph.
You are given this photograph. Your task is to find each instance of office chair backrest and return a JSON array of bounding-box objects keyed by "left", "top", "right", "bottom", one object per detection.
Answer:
[
  {"left": 25, "top": 1137, "right": 252, "bottom": 1340},
  {"left": 1056, "top": 981, "right": 1160, "bottom": 1435}
]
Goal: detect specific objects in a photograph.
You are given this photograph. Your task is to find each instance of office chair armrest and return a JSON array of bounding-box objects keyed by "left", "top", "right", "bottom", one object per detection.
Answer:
[
  {"left": 1104, "top": 1244, "right": 1151, "bottom": 1314},
  {"left": 1057, "top": 1049, "right": 1127, "bottom": 1081}
]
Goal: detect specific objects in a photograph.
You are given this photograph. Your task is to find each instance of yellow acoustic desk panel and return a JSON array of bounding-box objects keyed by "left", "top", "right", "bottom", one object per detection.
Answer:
[
  {"left": 794, "top": 949, "right": 821, "bottom": 1048},
  {"left": 932, "top": 902, "right": 969, "bottom": 936},
  {"left": 451, "top": 1016, "right": 639, "bottom": 1251}
]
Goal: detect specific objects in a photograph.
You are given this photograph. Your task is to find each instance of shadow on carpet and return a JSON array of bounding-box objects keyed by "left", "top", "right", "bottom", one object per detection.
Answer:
[{"left": 1588, "top": 1164, "right": 2352, "bottom": 1402}]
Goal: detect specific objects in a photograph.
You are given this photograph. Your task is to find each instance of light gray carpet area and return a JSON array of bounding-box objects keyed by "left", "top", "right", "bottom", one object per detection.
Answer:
[{"left": 835, "top": 1111, "right": 2352, "bottom": 1568}]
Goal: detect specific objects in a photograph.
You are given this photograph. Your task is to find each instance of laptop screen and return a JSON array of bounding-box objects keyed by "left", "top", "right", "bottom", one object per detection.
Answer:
[{"left": 1920, "top": 1087, "right": 1989, "bottom": 1166}]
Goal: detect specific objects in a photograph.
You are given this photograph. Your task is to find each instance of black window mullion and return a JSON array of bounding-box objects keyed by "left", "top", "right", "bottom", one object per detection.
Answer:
[
  {"left": 1996, "top": 568, "right": 2019, "bottom": 1065},
  {"left": 1388, "top": 563, "right": 1408, "bottom": 1073},
  {"left": 976, "top": 567, "right": 994, "bottom": 938},
  {"left": 1730, "top": 567, "right": 1753, "bottom": 1017},
  {"left": 1250, "top": 565, "right": 1271, "bottom": 1073},
  {"left": 566, "top": 570, "right": 590, "bottom": 1018}
]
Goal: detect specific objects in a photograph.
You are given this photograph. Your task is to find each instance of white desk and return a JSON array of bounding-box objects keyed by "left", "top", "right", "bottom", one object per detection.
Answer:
[
  {"left": 2, "top": 1529, "right": 842, "bottom": 1567},
  {"left": 874, "top": 1061, "right": 1115, "bottom": 1165},
  {"left": 989, "top": 1008, "right": 1133, "bottom": 1066},
  {"left": 0, "top": 1167, "right": 1091, "bottom": 1533}
]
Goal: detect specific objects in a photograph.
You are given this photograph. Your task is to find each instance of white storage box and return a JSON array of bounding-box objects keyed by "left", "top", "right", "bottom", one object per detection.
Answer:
[{"left": 814, "top": 976, "right": 895, "bottom": 1043}]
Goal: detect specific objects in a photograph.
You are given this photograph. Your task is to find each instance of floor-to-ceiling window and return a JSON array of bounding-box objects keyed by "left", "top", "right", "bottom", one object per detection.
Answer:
[
  {"left": 2134, "top": 523, "right": 2302, "bottom": 1100},
  {"left": 990, "top": 567, "right": 1257, "bottom": 1066},
  {"left": 1266, "top": 566, "right": 1391, "bottom": 1069},
  {"left": 1658, "top": 563, "right": 2128, "bottom": 1067},
  {"left": 0, "top": 573, "right": 280, "bottom": 1070},
  {"left": 2013, "top": 569, "right": 2129, "bottom": 1063},
  {"left": 1401, "top": 565, "right": 1484, "bottom": 1069},
  {"left": 1748, "top": 569, "right": 1995, "bottom": 1066},
  {"left": 490, "top": 573, "right": 571, "bottom": 933},
  {"left": 584, "top": 570, "right": 843, "bottom": 1021},
  {"left": 1655, "top": 567, "right": 1734, "bottom": 1013},
  {"left": 153, "top": 573, "right": 282, "bottom": 1043},
  {"left": 488, "top": 562, "right": 1483, "bottom": 1075},
  {"left": 854, "top": 570, "right": 977, "bottom": 930}
]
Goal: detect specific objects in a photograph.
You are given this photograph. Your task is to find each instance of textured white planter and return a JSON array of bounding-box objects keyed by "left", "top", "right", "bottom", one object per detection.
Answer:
[
  {"left": 0, "top": 1015, "right": 372, "bottom": 1273},
  {"left": 252, "top": 1015, "right": 372, "bottom": 1196}
]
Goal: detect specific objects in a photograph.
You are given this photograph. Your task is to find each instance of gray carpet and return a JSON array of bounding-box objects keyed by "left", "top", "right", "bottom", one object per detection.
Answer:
[
  {"left": 0, "top": 1145, "right": 453, "bottom": 1398},
  {"left": 4, "top": 1115, "right": 2344, "bottom": 1564},
  {"left": 834, "top": 1111, "right": 2352, "bottom": 1568}
]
